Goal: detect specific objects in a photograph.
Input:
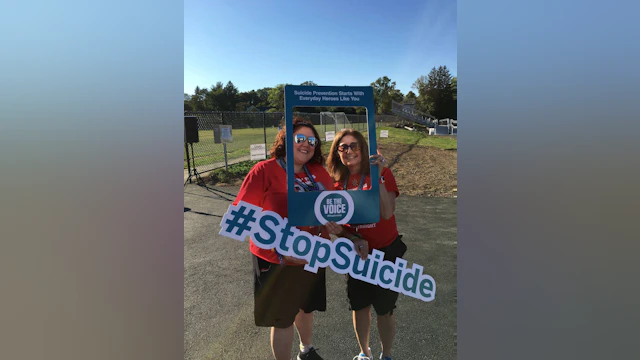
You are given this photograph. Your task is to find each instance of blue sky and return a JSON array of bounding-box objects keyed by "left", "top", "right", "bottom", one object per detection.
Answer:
[{"left": 184, "top": 0, "right": 456, "bottom": 96}]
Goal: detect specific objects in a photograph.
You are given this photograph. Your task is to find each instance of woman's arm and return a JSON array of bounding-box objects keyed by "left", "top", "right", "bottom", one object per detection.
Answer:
[
  {"left": 323, "top": 222, "right": 369, "bottom": 260},
  {"left": 233, "top": 162, "right": 266, "bottom": 207},
  {"left": 370, "top": 151, "right": 397, "bottom": 220},
  {"left": 378, "top": 176, "right": 396, "bottom": 220}
]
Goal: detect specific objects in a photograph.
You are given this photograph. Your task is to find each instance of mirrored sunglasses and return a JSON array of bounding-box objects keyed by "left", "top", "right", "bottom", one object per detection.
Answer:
[
  {"left": 294, "top": 134, "right": 318, "bottom": 147},
  {"left": 337, "top": 142, "right": 360, "bottom": 153}
]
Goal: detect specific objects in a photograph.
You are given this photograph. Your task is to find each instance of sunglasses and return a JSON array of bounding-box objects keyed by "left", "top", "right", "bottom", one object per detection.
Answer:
[
  {"left": 294, "top": 134, "right": 318, "bottom": 147},
  {"left": 337, "top": 142, "right": 360, "bottom": 153}
]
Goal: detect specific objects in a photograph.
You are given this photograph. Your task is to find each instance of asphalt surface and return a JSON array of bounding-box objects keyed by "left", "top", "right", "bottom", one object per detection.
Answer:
[{"left": 184, "top": 184, "right": 457, "bottom": 360}]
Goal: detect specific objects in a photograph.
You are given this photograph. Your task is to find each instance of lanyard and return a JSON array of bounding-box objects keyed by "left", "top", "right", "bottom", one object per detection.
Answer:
[
  {"left": 274, "top": 157, "right": 321, "bottom": 265},
  {"left": 277, "top": 157, "right": 319, "bottom": 192},
  {"left": 344, "top": 172, "right": 366, "bottom": 191}
]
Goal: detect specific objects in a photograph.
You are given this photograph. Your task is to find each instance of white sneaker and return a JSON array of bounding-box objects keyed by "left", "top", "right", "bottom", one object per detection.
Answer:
[{"left": 353, "top": 347, "right": 372, "bottom": 360}]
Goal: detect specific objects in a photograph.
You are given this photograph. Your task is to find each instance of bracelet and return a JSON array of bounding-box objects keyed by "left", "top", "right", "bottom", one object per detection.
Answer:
[
  {"left": 349, "top": 234, "right": 367, "bottom": 250},
  {"left": 349, "top": 234, "right": 365, "bottom": 242}
]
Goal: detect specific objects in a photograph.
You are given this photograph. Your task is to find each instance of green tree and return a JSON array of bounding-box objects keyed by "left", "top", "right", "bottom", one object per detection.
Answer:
[
  {"left": 189, "top": 86, "right": 208, "bottom": 111},
  {"left": 204, "top": 82, "right": 224, "bottom": 111},
  {"left": 412, "top": 66, "right": 456, "bottom": 119},
  {"left": 300, "top": 81, "right": 318, "bottom": 86},
  {"left": 255, "top": 87, "right": 271, "bottom": 109},
  {"left": 371, "top": 76, "right": 404, "bottom": 114},
  {"left": 451, "top": 77, "right": 457, "bottom": 100},
  {"left": 235, "top": 91, "right": 249, "bottom": 112},
  {"left": 222, "top": 81, "right": 239, "bottom": 111},
  {"left": 404, "top": 91, "right": 417, "bottom": 103},
  {"left": 184, "top": 93, "right": 192, "bottom": 111},
  {"left": 268, "top": 84, "right": 288, "bottom": 112},
  {"left": 235, "top": 89, "right": 263, "bottom": 112},
  {"left": 391, "top": 88, "right": 404, "bottom": 104}
]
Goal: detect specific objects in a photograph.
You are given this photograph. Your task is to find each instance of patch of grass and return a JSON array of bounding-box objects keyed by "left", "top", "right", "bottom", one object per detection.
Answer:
[
  {"left": 185, "top": 127, "right": 280, "bottom": 168},
  {"left": 209, "top": 160, "right": 263, "bottom": 184},
  {"left": 190, "top": 124, "right": 456, "bottom": 176},
  {"left": 376, "top": 126, "right": 457, "bottom": 150}
]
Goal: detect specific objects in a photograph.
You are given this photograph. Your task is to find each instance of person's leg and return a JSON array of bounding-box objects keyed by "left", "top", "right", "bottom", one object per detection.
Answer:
[
  {"left": 372, "top": 283, "right": 399, "bottom": 359},
  {"left": 375, "top": 238, "right": 405, "bottom": 359},
  {"left": 353, "top": 306, "right": 372, "bottom": 357},
  {"left": 253, "top": 255, "right": 300, "bottom": 359},
  {"left": 296, "top": 268, "right": 327, "bottom": 356},
  {"left": 271, "top": 325, "right": 295, "bottom": 360},
  {"left": 294, "top": 309, "right": 314, "bottom": 349},
  {"left": 347, "top": 274, "right": 374, "bottom": 357},
  {"left": 377, "top": 311, "right": 396, "bottom": 358}
]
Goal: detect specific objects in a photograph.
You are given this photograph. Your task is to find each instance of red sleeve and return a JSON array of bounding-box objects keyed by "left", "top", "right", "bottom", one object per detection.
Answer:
[
  {"left": 233, "top": 162, "right": 266, "bottom": 207},
  {"left": 382, "top": 167, "right": 399, "bottom": 197}
]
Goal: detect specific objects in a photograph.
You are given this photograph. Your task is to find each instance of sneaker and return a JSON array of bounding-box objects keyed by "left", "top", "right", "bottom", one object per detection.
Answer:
[
  {"left": 353, "top": 354, "right": 371, "bottom": 360},
  {"left": 297, "top": 347, "right": 323, "bottom": 360},
  {"left": 379, "top": 354, "right": 392, "bottom": 360},
  {"left": 353, "top": 347, "right": 372, "bottom": 360}
]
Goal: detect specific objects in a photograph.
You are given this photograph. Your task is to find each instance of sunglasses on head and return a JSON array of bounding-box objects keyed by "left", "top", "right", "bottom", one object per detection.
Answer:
[
  {"left": 337, "top": 142, "right": 360, "bottom": 153},
  {"left": 294, "top": 134, "right": 318, "bottom": 147}
]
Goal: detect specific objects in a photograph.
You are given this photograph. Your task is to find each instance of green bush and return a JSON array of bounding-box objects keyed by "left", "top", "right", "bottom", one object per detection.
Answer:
[{"left": 209, "top": 160, "right": 262, "bottom": 184}]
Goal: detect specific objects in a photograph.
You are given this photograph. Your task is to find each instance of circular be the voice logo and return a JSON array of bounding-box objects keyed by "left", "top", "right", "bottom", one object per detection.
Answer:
[{"left": 314, "top": 191, "right": 355, "bottom": 224}]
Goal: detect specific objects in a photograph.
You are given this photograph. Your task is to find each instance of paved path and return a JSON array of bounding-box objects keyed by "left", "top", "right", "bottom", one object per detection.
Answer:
[{"left": 184, "top": 184, "right": 457, "bottom": 360}]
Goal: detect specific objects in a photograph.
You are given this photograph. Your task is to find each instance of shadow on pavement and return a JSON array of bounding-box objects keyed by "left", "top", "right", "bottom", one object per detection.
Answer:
[{"left": 184, "top": 184, "right": 457, "bottom": 360}]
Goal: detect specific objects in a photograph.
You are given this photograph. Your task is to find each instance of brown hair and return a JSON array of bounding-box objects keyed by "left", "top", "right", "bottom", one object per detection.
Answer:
[
  {"left": 269, "top": 116, "right": 324, "bottom": 164},
  {"left": 326, "top": 129, "right": 370, "bottom": 183}
]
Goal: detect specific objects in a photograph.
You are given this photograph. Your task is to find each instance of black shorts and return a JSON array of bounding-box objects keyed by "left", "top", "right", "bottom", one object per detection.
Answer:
[
  {"left": 347, "top": 235, "right": 407, "bottom": 316},
  {"left": 253, "top": 254, "right": 327, "bottom": 328}
]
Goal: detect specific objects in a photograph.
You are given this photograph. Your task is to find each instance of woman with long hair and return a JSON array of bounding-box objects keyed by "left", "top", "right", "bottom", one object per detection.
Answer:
[{"left": 326, "top": 129, "right": 407, "bottom": 360}]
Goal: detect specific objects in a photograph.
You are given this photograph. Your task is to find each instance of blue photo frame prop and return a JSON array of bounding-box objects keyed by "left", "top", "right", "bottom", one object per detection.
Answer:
[{"left": 285, "top": 85, "right": 380, "bottom": 226}]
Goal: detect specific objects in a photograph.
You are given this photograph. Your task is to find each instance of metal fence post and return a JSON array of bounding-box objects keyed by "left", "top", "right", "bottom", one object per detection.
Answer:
[
  {"left": 185, "top": 142, "right": 192, "bottom": 183},
  {"left": 263, "top": 112, "right": 267, "bottom": 149},
  {"left": 221, "top": 112, "right": 228, "bottom": 171},
  {"left": 224, "top": 143, "right": 228, "bottom": 171}
]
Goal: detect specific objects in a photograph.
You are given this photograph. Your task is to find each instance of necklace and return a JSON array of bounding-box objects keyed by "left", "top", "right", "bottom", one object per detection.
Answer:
[{"left": 344, "top": 172, "right": 366, "bottom": 191}]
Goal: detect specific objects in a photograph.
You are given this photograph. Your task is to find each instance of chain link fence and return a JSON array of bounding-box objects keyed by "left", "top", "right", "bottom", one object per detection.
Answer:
[{"left": 184, "top": 111, "right": 401, "bottom": 173}]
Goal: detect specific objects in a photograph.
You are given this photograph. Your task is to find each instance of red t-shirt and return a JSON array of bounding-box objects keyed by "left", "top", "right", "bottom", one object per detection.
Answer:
[
  {"left": 232, "top": 158, "right": 335, "bottom": 265},
  {"left": 334, "top": 167, "right": 400, "bottom": 250}
]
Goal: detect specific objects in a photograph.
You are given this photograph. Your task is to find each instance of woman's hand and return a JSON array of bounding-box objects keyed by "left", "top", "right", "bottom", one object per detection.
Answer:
[
  {"left": 282, "top": 255, "right": 308, "bottom": 265},
  {"left": 369, "top": 148, "right": 388, "bottom": 177},
  {"left": 324, "top": 221, "right": 344, "bottom": 236},
  {"left": 352, "top": 237, "right": 369, "bottom": 260},
  {"left": 324, "top": 223, "right": 369, "bottom": 259}
]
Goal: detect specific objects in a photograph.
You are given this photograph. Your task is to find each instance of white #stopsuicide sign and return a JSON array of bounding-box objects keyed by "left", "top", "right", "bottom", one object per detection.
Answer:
[{"left": 219, "top": 201, "right": 436, "bottom": 302}]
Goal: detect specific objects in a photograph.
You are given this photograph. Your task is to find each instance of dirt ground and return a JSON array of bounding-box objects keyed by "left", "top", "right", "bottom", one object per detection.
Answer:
[
  {"left": 379, "top": 143, "right": 457, "bottom": 197},
  {"left": 209, "top": 143, "right": 457, "bottom": 198}
]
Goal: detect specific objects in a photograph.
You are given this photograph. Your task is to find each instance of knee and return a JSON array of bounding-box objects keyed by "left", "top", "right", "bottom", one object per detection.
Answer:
[{"left": 354, "top": 306, "right": 371, "bottom": 314}]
